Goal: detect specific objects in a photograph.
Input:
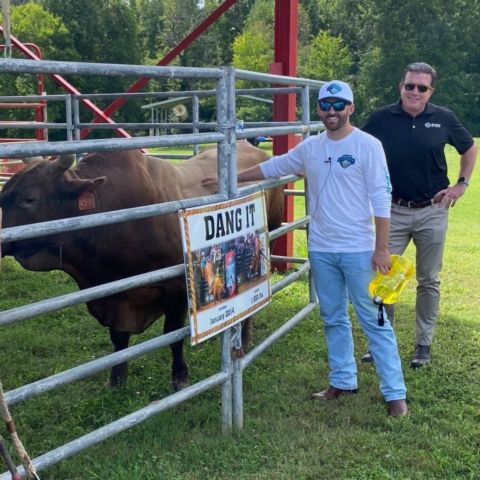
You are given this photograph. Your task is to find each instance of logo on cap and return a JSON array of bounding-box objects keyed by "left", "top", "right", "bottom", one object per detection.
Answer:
[{"left": 327, "top": 83, "right": 342, "bottom": 95}]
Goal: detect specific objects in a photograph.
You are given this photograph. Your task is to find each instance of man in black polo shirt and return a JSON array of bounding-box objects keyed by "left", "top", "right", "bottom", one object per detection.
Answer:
[{"left": 362, "top": 62, "right": 477, "bottom": 368}]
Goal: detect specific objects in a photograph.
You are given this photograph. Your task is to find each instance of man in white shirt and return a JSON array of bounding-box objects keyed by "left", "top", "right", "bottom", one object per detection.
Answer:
[{"left": 203, "top": 80, "right": 408, "bottom": 416}]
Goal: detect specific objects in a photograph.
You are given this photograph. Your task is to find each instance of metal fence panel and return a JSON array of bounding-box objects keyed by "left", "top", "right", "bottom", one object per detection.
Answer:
[{"left": 0, "top": 59, "right": 317, "bottom": 478}]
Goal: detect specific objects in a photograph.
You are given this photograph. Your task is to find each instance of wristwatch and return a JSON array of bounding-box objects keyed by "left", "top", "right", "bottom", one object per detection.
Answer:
[{"left": 457, "top": 176, "right": 469, "bottom": 187}]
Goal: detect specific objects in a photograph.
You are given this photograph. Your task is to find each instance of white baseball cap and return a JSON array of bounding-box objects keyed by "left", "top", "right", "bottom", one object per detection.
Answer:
[{"left": 318, "top": 80, "right": 354, "bottom": 103}]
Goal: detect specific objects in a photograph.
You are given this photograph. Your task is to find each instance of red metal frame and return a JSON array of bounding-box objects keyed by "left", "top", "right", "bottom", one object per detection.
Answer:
[
  {"left": 0, "top": 27, "right": 132, "bottom": 139},
  {"left": 24, "top": 43, "right": 46, "bottom": 138},
  {"left": 270, "top": 0, "right": 298, "bottom": 267},
  {"left": 0, "top": 42, "right": 45, "bottom": 177},
  {"left": 0, "top": 41, "right": 46, "bottom": 141}
]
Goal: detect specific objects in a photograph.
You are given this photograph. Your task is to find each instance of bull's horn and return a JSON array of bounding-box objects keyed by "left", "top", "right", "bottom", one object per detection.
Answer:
[
  {"left": 44, "top": 154, "right": 75, "bottom": 178},
  {"left": 57, "top": 154, "right": 76, "bottom": 169},
  {"left": 22, "top": 156, "right": 46, "bottom": 164}
]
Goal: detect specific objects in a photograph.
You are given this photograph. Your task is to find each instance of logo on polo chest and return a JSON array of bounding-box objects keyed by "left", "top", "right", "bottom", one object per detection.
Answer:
[
  {"left": 337, "top": 154, "right": 356, "bottom": 169},
  {"left": 425, "top": 122, "right": 441, "bottom": 128}
]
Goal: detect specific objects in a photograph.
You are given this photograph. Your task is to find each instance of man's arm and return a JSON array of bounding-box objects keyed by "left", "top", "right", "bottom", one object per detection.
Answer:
[
  {"left": 238, "top": 165, "right": 265, "bottom": 182},
  {"left": 372, "top": 216, "right": 391, "bottom": 274},
  {"left": 458, "top": 142, "right": 477, "bottom": 183},
  {"left": 202, "top": 164, "right": 265, "bottom": 188},
  {"left": 434, "top": 142, "right": 477, "bottom": 208}
]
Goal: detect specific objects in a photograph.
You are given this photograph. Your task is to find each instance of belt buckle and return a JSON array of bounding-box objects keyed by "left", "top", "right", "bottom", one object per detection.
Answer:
[{"left": 407, "top": 200, "right": 415, "bottom": 208}]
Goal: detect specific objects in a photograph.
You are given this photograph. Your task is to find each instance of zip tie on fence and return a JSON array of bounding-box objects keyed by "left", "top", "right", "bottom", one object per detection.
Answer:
[
  {"left": 0, "top": 382, "right": 39, "bottom": 479},
  {"left": 216, "top": 122, "right": 236, "bottom": 132}
]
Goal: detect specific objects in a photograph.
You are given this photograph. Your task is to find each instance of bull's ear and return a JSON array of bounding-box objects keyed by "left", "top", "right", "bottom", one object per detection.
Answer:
[
  {"left": 61, "top": 176, "right": 107, "bottom": 194},
  {"left": 44, "top": 154, "right": 76, "bottom": 179}
]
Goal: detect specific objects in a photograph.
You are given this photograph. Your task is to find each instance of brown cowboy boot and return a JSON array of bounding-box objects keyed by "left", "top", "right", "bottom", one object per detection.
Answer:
[
  {"left": 311, "top": 386, "right": 358, "bottom": 400},
  {"left": 387, "top": 399, "right": 409, "bottom": 417}
]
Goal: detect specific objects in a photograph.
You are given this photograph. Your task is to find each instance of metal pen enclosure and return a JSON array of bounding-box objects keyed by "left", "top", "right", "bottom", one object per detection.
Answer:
[{"left": 0, "top": 58, "right": 323, "bottom": 478}]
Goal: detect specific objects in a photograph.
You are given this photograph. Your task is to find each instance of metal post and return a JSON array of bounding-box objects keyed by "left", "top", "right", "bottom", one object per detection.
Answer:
[
  {"left": 149, "top": 107, "right": 154, "bottom": 136},
  {"left": 192, "top": 94, "right": 200, "bottom": 155},
  {"left": 232, "top": 339, "right": 244, "bottom": 429},
  {"left": 216, "top": 70, "right": 228, "bottom": 196},
  {"left": 301, "top": 85, "right": 310, "bottom": 140},
  {"left": 221, "top": 330, "right": 233, "bottom": 433},
  {"left": 65, "top": 94, "right": 73, "bottom": 142},
  {"left": 41, "top": 90, "right": 48, "bottom": 141},
  {"left": 73, "top": 95, "right": 81, "bottom": 142},
  {"left": 300, "top": 85, "right": 316, "bottom": 303},
  {"left": 225, "top": 67, "right": 237, "bottom": 199}
]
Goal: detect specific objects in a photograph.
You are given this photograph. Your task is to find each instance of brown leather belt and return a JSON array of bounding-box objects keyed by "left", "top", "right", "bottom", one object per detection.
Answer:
[{"left": 392, "top": 197, "right": 436, "bottom": 208}]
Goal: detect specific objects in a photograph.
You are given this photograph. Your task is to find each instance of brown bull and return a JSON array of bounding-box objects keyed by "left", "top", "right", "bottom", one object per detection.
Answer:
[{"left": 0, "top": 141, "right": 284, "bottom": 390}]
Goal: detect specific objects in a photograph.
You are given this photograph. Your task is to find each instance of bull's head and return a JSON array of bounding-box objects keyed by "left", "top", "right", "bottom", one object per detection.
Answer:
[{"left": 0, "top": 154, "right": 106, "bottom": 270}]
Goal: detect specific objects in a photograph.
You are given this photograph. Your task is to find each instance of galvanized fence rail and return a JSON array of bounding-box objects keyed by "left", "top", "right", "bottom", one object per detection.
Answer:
[{"left": 0, "top": 58, "right": 322, "bottom": 478}]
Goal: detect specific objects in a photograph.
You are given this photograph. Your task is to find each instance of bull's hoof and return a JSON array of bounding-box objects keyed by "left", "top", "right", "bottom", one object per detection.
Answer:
[
  {"left": 172, "top": 377, "right": 191, "bottom": 392},
  {"left": 107, "top": 376, "right": 127, "bottom": 388},
  {"left": 109, "top": 365, "right": 128, "bottom": 387}
]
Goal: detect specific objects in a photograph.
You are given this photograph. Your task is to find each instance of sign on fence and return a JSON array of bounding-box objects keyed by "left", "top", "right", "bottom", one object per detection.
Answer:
[{"left": 179, "top": 192, "right": 272, "bottom": 345}]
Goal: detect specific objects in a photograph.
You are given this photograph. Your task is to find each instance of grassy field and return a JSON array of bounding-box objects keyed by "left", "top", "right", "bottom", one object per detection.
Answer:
[{"left": 0, "top": 142, "right": 479, "bottom": 479}]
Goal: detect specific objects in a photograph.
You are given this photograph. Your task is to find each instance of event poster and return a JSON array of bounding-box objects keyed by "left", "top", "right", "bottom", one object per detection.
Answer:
[{"left": 179, "top": 192, "right": 272, "bottom": 345}]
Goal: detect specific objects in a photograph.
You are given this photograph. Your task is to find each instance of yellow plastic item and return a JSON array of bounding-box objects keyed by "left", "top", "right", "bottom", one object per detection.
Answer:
[{"left": 368, "top": 255, "right": 415, "bottom": 305}]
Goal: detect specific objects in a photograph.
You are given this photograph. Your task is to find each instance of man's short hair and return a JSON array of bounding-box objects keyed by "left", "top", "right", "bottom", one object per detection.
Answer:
[{"left": 402, "top": 62, "right": 437, "bottom": 87}]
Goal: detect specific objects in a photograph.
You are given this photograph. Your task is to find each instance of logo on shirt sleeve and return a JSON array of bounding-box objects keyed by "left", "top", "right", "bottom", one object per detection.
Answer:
[{"left": 337, "top": 154, "right": 356, "bottom": 169}]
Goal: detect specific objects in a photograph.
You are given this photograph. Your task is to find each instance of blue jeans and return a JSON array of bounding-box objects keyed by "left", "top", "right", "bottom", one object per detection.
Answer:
[{"left": 309, "top": 251, "right": 406, "bottom": 401}]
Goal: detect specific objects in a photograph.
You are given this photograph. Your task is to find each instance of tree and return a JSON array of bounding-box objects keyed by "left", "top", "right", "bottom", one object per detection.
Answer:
[
  {"left": 130, "top": 0, "right": 165, "bottom": 62},
  {"left": 5, "top": 2, "right": 74, "bottom": 63},
  {"left": 38, "top": 0, "right": 143, "bottom": 132},
  {"left": 298, "top": 31, "right": 352, "bottom": 82},
  {"left": 352, "top": 0, "right": 480, "bottom": 132},
  {"left": 233, "top": 30, "right": 271, "bottom": 73},
  {"left": 0, "top": 3, "right": 75, "bottom": 137},
  {"left": 40, "top": 0, "right": 141, "bottom": 65}
]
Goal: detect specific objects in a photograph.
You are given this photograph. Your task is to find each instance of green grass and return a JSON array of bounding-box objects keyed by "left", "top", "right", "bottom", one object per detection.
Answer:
[{"left": 0, "top": 142, "right": 479, "bottom": 479}]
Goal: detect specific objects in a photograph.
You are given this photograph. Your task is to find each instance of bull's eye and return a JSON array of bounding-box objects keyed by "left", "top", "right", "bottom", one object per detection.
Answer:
[{"left": 22, "top": 197, "right": 37, "bottom": 206}]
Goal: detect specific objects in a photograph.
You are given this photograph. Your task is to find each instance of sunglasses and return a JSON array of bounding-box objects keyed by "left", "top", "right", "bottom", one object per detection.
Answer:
[
  {"left": 318, "top": 100, "right": 350, "bottom": 112},
  {"left": 403, "top": 83, "right": 432, "bottom": 93}
]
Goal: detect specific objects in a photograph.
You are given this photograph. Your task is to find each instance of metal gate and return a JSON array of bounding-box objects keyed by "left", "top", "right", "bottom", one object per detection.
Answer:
[{"left": 0, "top": 58, "right": 324, "bottom": 478}]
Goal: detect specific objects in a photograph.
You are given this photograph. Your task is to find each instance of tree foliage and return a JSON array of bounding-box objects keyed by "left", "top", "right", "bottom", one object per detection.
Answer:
[
  {"left": 322, "top": 0, "right": 480, "bottom": 130},
  {"left": 298, "top": 31, "right": 352, "bottom": 82},
  {"left": 0, "top": 0, "right": 478, "bottom": 133},
  {"left": 0, "top": 3, "right": 75, "bottom": 135}
]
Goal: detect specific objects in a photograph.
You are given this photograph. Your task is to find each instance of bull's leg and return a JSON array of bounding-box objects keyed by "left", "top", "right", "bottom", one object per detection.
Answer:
[
  {"left": 232, "top": 317, "right": 252, "bottom": 359},
  {"left": 164, "top": 299, "right": 190, "bottom": 392},
  {"left": 241, "top": 316, "right": 252, "bottom": 349},
  {"left": 109, "top": 328, "right": 131, "bottom": 387}
]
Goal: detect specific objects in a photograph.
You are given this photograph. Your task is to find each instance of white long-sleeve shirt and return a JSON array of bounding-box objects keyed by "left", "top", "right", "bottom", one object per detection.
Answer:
[{"left": 260, "top": 127, "right": 391, "bottom": 253}]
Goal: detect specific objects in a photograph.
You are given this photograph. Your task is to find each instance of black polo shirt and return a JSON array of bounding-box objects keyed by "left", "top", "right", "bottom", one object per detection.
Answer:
[{"left": 362, "top": 101, "right": 474, "bottom": 202}]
